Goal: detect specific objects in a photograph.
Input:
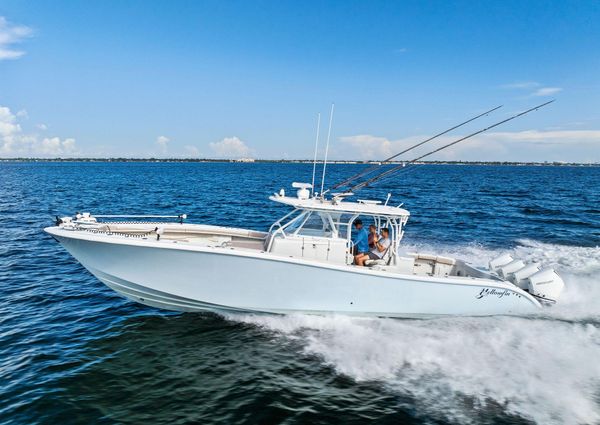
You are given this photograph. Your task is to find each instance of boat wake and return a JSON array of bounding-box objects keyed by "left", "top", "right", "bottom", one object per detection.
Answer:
[{"left": 226, "top": 240, "right": 600, "bottom": 425}]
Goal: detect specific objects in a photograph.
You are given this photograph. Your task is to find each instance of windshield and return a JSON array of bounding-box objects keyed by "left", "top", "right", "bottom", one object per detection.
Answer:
[{"left": 289, "top": 212, "right": 329, "bottom": 236}]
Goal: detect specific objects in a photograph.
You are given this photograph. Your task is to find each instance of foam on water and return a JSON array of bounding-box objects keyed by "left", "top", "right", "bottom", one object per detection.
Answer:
[{"left": 229, "top": 240, "right": 600, "bottom": 425}]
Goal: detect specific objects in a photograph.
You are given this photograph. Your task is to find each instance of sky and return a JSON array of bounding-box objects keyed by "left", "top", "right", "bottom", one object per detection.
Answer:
[{"left": 1, "top": 0, "right": 599, "bottom": 162}]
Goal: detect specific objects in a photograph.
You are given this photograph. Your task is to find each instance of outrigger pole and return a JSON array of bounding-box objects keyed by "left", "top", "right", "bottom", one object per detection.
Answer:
[
  {"left": 327, "top": 104, "right": 503, "bottom": 192},
  {"left": 320, "top": 103, "right": 335, "bottom": 196},
  {"left": 310, "top": 113, "right": 321, "bottom": 197},
  {"left": 348, "top": 99, "right": 555, "bottom": 192}
]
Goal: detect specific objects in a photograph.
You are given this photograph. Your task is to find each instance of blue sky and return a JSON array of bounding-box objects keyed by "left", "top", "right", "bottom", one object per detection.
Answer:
[{"left": 1, "top": 1, "right": 599, "bottom": 161}]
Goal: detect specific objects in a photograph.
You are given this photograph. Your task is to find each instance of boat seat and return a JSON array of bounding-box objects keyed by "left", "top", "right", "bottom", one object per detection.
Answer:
[
  {"left": 415, "top": 253, "right": 437, "bottom": 261},
  {"left": 436, "top": 256, "right": 456, "bottom": 266},
  {"left": 364, "top": 258, "right": 387, "bottom": 266},
  {"left": 409, "top": 253, "right": 454, "bottom": 265}
]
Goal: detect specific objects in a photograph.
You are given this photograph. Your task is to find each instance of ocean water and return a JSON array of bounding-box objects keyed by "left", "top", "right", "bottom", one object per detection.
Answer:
[{"left": 1, "top": 162, "right": 599, "bottom": 425}]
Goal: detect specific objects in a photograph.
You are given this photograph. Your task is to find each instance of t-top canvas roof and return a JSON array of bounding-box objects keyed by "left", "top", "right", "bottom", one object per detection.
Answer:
[{"left": 269, "top": 194, "right": 410, "bottom": 218}]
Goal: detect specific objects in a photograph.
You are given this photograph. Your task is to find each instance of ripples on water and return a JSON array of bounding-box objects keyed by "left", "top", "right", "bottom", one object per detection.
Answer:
[{"left": 0, "top": 162, "right": 599, "bottom": 425}]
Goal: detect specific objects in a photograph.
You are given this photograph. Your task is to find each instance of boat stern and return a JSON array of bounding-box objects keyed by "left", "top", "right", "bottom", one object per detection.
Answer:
[{"left": 489, "top": 253, "right": 565, "bottom": 305}]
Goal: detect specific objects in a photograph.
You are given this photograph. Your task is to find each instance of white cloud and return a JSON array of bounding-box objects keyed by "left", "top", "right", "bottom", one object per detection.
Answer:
[
  {"left": 0, "top": 106, "right": 23, "bottom": 154},
  {"left": 531, "top": 87, "right": 562, "bottom": 97},
  {"left": 37, "top": 137, "right": 77, "bottom": 155},
  {"left": 156, "top": 135, "right": 170, "bottom": 154},
  {"left": 501, "top": 81, "right": 540, "bottom": 89},
  {"left": 0, "top": 105, "right": 78, "bottom": 156},
  {"left": 339, "top": 134, "right": 398, "bottom": 159},
  {"left": 36, "top": 123, "right": 48, "bottom": 130},
  {"left": 339, "top": 130, "right": 600, "bottom": 162},
  {"left": 0, "top": 16, "right": 33, "bottom": 60},
  {"left": 339, "top": 134, "right": 465, "bottom": 160},
  {"left": 484, "top": 130, "right": 600, "bottom": 144},
  {"left": 394, "top": 47, "right": 408, "bottom": 54},
  {"left": 184, "top": 145, "right": 200, "bottom": 157},
  {"left": 501, "top": 81, "right": 562, "bottom": 98},
  {"left": 209, "top": 136, "right": 253, "bottom": 158},
  {"left": 0, "top": 106, "right": 20, "bottom": 132}
]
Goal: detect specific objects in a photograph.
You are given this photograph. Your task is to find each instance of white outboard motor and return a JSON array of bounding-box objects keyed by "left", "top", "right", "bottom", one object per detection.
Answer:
[
  {"left": 498, "top": 259, "right": 526, "bottom": 279},
  {"left": 489, "top": 253, "right": 566, "bottom": 304},
  {"left": 526, "top": 268, "right": 565, "bottom": 303},
  {"left": 509, "top": 263, "right": 539, "bottom": 290},
  {"left": 489, "top": 253, "right": 514, "bottom": 273}
]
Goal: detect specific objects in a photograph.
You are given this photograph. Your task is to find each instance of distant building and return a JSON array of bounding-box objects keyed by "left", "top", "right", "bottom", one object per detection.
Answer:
[{"left": 234, "top": 158, "right": 255, "bottom": 163}]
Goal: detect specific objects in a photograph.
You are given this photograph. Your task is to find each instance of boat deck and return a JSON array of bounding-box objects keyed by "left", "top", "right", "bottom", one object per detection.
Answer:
[{"left": 63, "top": 221, "right": 492, "bottom": 281}]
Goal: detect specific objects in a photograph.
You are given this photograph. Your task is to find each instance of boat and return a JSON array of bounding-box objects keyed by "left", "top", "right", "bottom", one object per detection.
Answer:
[
  {"left": 45, "top": 100, "right": 565, "bottom": 317},
  {"left": 44, "top": 182, "right": 564, "bottom": 317}
]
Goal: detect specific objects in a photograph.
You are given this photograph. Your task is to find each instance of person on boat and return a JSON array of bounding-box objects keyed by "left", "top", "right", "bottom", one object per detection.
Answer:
[
  {"left": 368, "top": 225, "right": 377, "bottom": 249},
  {"left": 356, "top": 228, "right": 391, "bottom": 266},
  {"left": 352, "top": 219, "right": 369, "bottom": 263}
]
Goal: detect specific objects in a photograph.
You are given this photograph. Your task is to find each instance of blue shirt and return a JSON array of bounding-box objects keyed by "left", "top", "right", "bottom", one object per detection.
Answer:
[{"left": 353, "top": 227, "right": 369, "bottom": 253}]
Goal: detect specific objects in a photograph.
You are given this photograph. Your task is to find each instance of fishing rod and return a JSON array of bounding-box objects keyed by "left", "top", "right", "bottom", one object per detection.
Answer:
[
  {"left": 349, "top": 100, "right": 555, "bottom": 192},
  {"left": 326, "top": 104, "right": 503, "bottom": 193}
]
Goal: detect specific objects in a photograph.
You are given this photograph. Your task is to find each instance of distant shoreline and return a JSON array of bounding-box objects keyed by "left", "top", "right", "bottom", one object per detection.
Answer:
[{"left": 0, "top": 158, "right": 598, "bottom": 166}]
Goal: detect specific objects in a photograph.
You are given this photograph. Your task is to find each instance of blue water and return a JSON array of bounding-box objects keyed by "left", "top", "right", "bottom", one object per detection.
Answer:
[{"left": 1, "top": 162, "right": 599, "bottom": 425}]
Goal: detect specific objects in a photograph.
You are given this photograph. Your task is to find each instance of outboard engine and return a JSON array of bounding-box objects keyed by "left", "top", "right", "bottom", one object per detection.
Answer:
[
  {"left": 526, "top": 268, "right": 565, "bottom": 303},
  {"left": 489, "top": 253, "right": 565, "bottom": 304},
  {"left": 489, "top": 253, "right": 513, "bottom": 272},
  {"left": 510, "top": 263, "right": 539, "bottom": 290},
  {"left": 498, "top": 259, "right": 526, "bottom": 279}
]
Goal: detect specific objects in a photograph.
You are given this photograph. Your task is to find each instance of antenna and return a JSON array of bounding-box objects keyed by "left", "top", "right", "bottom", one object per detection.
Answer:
[
  {"left": 310, "top": 113, "right": 321, "bottom": 197},
  {"left": 384, "top": 193, "right": 392, "bottom": 206},
  {"left": 320, "top": 103, "right": 335, "bottom": 197}
]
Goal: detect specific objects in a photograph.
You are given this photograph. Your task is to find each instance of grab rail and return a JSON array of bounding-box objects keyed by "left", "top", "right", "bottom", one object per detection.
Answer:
[{"left": 92, "top": 214, "right": 188, "bottom": 224}]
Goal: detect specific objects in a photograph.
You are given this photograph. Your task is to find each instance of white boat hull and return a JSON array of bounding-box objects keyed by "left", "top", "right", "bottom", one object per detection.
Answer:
[{"left": 46, "top": 227, "right": 541, "bottom": 317}]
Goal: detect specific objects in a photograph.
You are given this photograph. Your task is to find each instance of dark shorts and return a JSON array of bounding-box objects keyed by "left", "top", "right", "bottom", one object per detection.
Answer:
[{"left": 367, "top": 251, "right": 381, "bottom": 260}]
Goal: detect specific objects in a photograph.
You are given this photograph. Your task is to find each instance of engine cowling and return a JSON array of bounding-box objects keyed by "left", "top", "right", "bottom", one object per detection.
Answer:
[{"left": 526, "top": 268, "right": 565, "bottom": 303}]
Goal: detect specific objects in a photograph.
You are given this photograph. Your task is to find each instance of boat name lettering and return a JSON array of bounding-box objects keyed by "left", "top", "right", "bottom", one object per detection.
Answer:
[{"left": 476, "top": 288, "right": 512, "bottom": 299}]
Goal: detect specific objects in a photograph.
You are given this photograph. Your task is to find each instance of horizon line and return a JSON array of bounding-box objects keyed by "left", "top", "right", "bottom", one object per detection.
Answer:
[{"left": 0, "top": 158, "right": 599, "bottom": 166}]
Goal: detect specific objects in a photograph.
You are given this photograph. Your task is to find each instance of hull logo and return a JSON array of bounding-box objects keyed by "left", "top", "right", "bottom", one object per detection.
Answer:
[{"left": 476, "top": 288, "right": 512, "bottom": 299}]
